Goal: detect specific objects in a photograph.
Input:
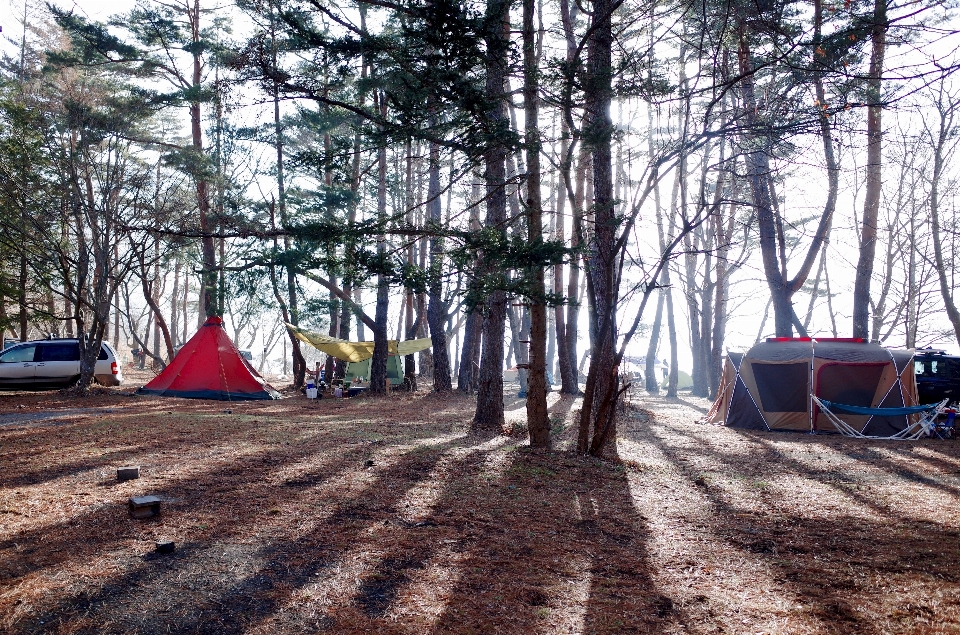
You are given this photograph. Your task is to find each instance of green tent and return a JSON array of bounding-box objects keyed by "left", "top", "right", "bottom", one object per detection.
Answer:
[
  {"left": 662, "top": 370, "right": 694, "bottom": 390},
  {"left": 343, "top": 356, "right": 405, "bottom": 386},
  {"left": 286, "top": 323, "right": 426, "bottom": 386}
]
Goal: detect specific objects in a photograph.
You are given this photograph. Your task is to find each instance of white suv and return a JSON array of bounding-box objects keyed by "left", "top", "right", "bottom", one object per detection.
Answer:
[{"left": 0, "top": 339, "right": 123, "bottom": 389}]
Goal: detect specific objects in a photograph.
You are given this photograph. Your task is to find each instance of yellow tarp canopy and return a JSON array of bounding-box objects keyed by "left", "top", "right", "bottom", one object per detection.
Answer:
[{"left": 285, "top": 323, "right": 432, "bottom": 362}]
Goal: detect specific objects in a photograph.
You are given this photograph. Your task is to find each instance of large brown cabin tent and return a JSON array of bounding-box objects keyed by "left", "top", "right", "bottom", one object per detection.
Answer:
[{"left": 704, "top": 339, "right": 918, "bottom": 435}]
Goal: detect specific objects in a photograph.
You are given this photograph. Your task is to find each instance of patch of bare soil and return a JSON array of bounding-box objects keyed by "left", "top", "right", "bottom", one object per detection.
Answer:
[{"left": 0, "top": 386, "right": 957, "bottom": 634}]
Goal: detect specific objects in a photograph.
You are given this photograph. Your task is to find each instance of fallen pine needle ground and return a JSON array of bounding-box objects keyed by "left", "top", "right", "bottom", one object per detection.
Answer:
[{"left": 0, "top": 386, "right": 958, "bottom": 634}]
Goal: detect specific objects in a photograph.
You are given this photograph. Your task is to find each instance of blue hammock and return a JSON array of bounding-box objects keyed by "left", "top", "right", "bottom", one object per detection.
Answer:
[{"left": 817, "top": 400, "right": 941, "bottom": 417}]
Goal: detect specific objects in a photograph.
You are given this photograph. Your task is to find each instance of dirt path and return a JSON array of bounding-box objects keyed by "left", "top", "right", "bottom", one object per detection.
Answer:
[{"left": 0, "top": 388, "right": 957, "bottom": 634}]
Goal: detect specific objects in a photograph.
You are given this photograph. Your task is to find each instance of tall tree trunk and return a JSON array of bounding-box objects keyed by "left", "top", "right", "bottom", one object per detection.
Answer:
[
  {"left": 852, "top": 0, "right": 887, "bottom": 339},
  {"left": 711, "top": 198, "right": 737, "bottom": 396},
  {"left": 152, "top": 252, "right": 162, "bottom": 365},
  {"left": 552, "top": 170, "right": 572, "bottom": 391},
  {"left": 190, "top": 0, "right": 217, "bottom": 319},
  {"left": 664, "top": 209, "right": 679, "bottom": 398},
  {"left": 928, "top": 92, "right": 960, "bottom": 345},
  {"left": 269, "top": 199, "right": 297, "bottom": 381},
  {"left": 737, "top": 29, "right": 792, "bottom": 337},
  {"left": 182, "top": 271, "right": 190, "bottom": 343},
  {"left": 578, "top": 0, "right": 618, "bottom": 456},
  {"left": 427, "top": 138, "right": 452, "bottom": 390},
  {"left": 171, "top": 259, "right": 181, "bottom": 348},
  {"left": 404, "top": 141, "right": 417, "bottom": 386},
  {"left": 906, "top": 201, "right": 918, "bottom": 348},
  {"left": 665, "top": 277, "right": 679, "bottom": 397},
  {"left": 558, "top": 0, "right": 582, "bottom": 395},
  {"left": 354, "top": 288, "right": 365, "bottom": 340},
  {"left": 370, "top": 91, "right": 390, "bottom": 394},
  {"left": 473, "top": 0, "right": 511, "bottom": 431},
  {"left": 508, "top": 305, "right": 527, "bottom": 393},
  {"left": 458, "top": 174, "right": 484, "bottom": 393},
  {"left": 18, "top": 253, "right": 27, "bottom": 341},
  {"left": 645, "top": 290, "right": 664, "bottom": 393},
  {"left": 458, "top": 310, "right": 482, "bottom": 393},
  {"left": 323, "top": 126, "right": 338, "bottom": 384},
  {"left": 272, "top": 13, "right": 306, "bottom": 387},
  {"left": 644, "top": 78, "right": 663, "bottom": 394},
  {"left": 415, "top": 149, "right": 434, "bottom": 379},
  {"left": 141, "top": 270, "right": 174, "bottom": 364},
  {"left": 112, "top": 286, "right": 119, "bottom": 350}
]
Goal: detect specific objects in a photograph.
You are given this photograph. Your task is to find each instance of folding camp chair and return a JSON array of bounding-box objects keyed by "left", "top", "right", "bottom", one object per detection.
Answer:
[
  {"left": 812, "top": 396, "right": 950, "bottom": 440},
  {"left": 930, "top": 408, "right": 956, "bottom": 439}
]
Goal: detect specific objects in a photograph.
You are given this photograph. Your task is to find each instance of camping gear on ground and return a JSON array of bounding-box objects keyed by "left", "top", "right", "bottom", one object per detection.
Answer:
[
  {"left": 704, "top": 338, "right": 919, "bottom": 436},
  {"left": 812, "top": 396, "right": 949, "bottom": 439},
  {"left": 285, "top": 323, "right": 428, "bottom": 386},
  {"left": 306, "top": 377, "right": 318, "bottom": 399},
  {"left": 944, "top": 408, "right": 958, "bottom": 438},
  {"left": 137, "top": 316, "right": 280, "bottom": 401}
]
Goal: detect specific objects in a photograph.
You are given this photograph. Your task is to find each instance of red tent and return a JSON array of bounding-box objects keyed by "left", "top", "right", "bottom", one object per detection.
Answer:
[{"left": 137, "top": 316, "right": 280, "bottom": 401}]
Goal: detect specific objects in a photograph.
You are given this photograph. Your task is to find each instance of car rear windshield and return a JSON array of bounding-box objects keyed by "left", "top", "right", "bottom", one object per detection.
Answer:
[
  {"left": 39, "top": 343, "right": 81, "bottom": 361},
  {"left": 916, "top": 358, "right": 951, "bottom": 378}
]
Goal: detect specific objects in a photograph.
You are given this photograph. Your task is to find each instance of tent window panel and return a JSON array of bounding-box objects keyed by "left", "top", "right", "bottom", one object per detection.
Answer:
[
  {"left": 752, "top": 362, "right": 809, "bottom": 412},
  {"left": 816, "top": 363, "right": 886, "bottom": 407}
]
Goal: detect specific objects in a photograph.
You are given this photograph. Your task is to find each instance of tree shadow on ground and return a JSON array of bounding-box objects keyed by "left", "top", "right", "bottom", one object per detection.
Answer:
[
  {"left": 0, "top": 431, "right": 370, "bottom": 592},
  {"left": 13, "top": 434, "right": 465, "bottom": 634},
  {"left": 3, "top": 393, "right": 689, "bottom": 634},
  {"left": 635, "top": 411, "right": 960, "bottom": 633},
  {"left": 424, "top": 449, "right": 687, "bottom": 634}
]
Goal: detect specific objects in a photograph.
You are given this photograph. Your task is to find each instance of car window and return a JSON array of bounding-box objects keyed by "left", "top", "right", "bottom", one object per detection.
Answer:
[
  {"left": 98, "top": 345, "right": 109, "bottom": 360},
  {"left": 916, "top": 359, "right": 949, "bottom": 377},
  {"left": 39, "top": 343, "right": 80, "bottom": 362},
  {"left": 0, "top": 345, "right": 37, "bottom": 363},
  {"left": 948, "top": 360, "right": 960, "bottom": 379}
]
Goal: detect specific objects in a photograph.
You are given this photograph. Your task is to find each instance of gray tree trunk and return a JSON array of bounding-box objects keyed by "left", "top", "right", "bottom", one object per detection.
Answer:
[
  {"left": 853, "top": 0, "right": 887, "bottom": 339},
  {"left": 473, "top": 0, "right": 512, "bottom": 431}
]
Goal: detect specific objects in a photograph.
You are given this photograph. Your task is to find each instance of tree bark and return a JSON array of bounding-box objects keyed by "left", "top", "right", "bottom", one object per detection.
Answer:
[
  {"left": 170, "top": 259, "right": 180, "bottom": 348},
  {"left": 272, "top": 12, "right": 306, "bottom": 388},
  {"left": 140, "top": 270, "right": 174, "bottom": 364},
  {"left": 189, "top": 0, "right": 217, "bottom": 319},
  {"left": 927, "top": 90, "right": 960, "bottom": 345},
  {"left": 404, "top": 141, "right": 418, "bottom": 387},
  {"left": 737, "top": 29, "right": 792, "bottom": 338},
  {"left": 557, "top": 0, "right": 583, "bottom": 395},
  {"left": 473, "top": 0, "right": 512, "bottom": 432},
  {"left": 577, "top": 0, "right": 618, "bottom": 456},
  {"left": 427, "top": 138, "right": 452, "bottom": 391},
  {"left": 852, "top": 0, "right": 887, "bottom": 339},
  {"left": 711, "top": 198, "right": 737, "bottom": 397},
  {"left": 370, "top": 91, "right": 390, "bottom": 394},
  {"left": 458, "top": 310, "right": 482, "bottom": 393}
]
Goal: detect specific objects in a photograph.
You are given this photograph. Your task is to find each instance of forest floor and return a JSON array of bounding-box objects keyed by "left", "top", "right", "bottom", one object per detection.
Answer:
[{"left": 1, "top": 377, "right": 959, "bottom": 634}]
